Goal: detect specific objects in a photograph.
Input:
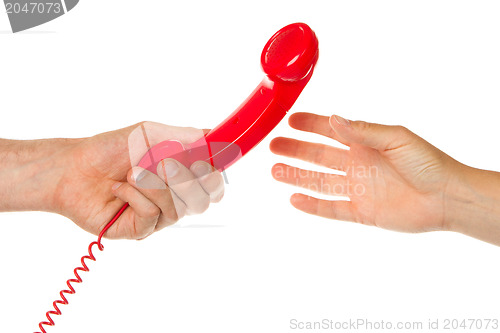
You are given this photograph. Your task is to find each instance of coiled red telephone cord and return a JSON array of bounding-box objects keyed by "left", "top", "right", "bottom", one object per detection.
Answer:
[{"left": 35, "top": 203, "right": 130, "bottom": 333}]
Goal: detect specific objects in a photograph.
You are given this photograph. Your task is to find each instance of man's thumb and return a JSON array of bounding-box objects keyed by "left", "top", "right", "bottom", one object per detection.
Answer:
[{"left": 329, "top": 115, "right": 413, "bottom": 151}]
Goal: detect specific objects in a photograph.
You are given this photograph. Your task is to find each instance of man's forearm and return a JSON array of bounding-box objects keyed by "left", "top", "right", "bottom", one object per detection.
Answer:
[
  {"left": 0, "top": 139, "right": 74, "bottom": 165},
  {"left": 446, "top": 165, "right": 500, "bottom": 246},
  {"left": 0, "top": 139, "right": 75, "bottom": 212}
]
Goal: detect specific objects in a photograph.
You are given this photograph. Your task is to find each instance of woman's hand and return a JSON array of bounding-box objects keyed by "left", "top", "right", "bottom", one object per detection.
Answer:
[{"left": 270, "top": 112, "right": 464, "bottom": 233}]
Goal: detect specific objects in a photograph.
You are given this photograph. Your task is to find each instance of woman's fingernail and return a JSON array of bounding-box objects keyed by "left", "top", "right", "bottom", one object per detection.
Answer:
[
  {"left": 192, "top": 162, "right": 212, "bottom": 177},
  {"left": 163, "top": 160, "right": 179, "bottom": 178},
  {"left": 132, "top": 167, "right": 146, "bottom": 182},
  {"left": 333, "top": 115, "right": 351, "bottom": 126},
  {"left": 112, "top": 182, "right": 122, "bottom": 191}
]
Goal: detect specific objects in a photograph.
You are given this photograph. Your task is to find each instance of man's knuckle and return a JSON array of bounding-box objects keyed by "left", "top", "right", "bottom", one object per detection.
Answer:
[
  {"left": 394, "top": 125, "right": 408, "bottom": 135},
  {"left": 203, "top": 173, "right": 224, "bottom": 193},
  {"left": 175, "top": 204, "right": 186, "bottom": 219},
  {"left": 199, "top": 199, "right": 210, "bottom": 213},
  {"left": 192, "top": 198, "right": 210, "bottom": 215},
  {"left": 145, "top": 205, "right": 161, "bottom": 218}
]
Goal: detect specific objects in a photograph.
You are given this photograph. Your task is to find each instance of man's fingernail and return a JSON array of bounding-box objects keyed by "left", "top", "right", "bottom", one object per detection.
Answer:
[
  {"left": 192, "top": 162, "right": 212, "bottom": 177},
  {"left": 112, "top": 182, "right": 122, "bottom": 191},
  {"left": 333, "top": 115, "right": 351, "bottom": 126},
  {"left": 132, "top": 167, "right": 146, "bottom": 182},
  {"left": 163, "top": 161, "right": 179, "bottom": 178}
]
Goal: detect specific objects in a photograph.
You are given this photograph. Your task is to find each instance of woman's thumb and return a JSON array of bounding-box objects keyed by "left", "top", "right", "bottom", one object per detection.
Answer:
[{"left": 329, "top": 115, "right": 413, "bottom": 151}]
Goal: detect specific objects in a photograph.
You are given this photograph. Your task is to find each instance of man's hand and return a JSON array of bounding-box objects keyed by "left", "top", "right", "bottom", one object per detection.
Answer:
[{"left": 0, "top": 122, "right": 224, "bottom": 240}]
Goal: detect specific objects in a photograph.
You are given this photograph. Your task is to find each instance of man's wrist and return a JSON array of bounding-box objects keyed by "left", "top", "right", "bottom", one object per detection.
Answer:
[{"left": 0, "top": 138, "right": 79, "bottom": 213}]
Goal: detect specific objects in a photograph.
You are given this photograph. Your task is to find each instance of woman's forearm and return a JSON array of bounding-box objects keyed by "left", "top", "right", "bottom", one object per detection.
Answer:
[
  {"left": 446, "top": 165, "right": 500, "bottom": 246},
  {"left": 0, "top": 139, "right": 76, "bottom": 212}
]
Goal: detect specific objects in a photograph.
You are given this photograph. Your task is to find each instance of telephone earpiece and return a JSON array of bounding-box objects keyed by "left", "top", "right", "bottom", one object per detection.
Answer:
[{"left": 139, "top": 22, "right": 319, "bottom": 173}]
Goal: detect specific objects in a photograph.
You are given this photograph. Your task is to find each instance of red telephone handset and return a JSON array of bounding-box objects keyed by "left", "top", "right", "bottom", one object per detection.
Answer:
[
  {"left": 36, "top": 23, "right": 318, "bottom": 333},
  {"left": 138, "top": 22, "right": 319, "bottom": 173}
]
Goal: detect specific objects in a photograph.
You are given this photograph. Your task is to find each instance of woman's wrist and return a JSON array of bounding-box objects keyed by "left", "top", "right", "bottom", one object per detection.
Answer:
[
  {"left": 0, "top": 138, "right": 80, "bottom": 213},
  {"left": 444, "top": 164, "right": 500, "bottom": 245}
]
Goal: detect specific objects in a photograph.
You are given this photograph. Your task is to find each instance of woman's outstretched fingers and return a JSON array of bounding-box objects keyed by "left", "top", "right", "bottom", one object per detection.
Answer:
[
  {"left": 289, "top": 112, "right": 350, "bottom": 146},
  {"left": 270, "top": 137, "right": 348, "bottom": 171},
  {"left": 290, "top": 193, "right": 357, "bottom": 223},
  {"left": 272, "top": 163, "right": 348, "bottom": 196},
  {"left": 329, "top": 115, "right": 414, "bottom": 151}
]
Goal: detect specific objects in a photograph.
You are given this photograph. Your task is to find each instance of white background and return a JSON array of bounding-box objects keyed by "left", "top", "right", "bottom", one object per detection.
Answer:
[{"left": 1, "top": 1, "right": 500, "bottom": 332}]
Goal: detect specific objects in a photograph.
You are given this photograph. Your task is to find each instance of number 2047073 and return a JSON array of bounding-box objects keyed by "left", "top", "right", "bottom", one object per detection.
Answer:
[
  {"left": 5, "top": 2, "right": 62, "bottom": 14},
  {"left": 443, "top": 319, "right": 499, "bottom": 330}
]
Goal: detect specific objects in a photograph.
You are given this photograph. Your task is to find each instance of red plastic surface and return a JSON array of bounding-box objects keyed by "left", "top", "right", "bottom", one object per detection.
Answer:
[
  {"left": 139, "top": 22, "right": 319, "bottom": 173},
  {"left": 36, "top": 22, "right": 318, "bottom": 333}
]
